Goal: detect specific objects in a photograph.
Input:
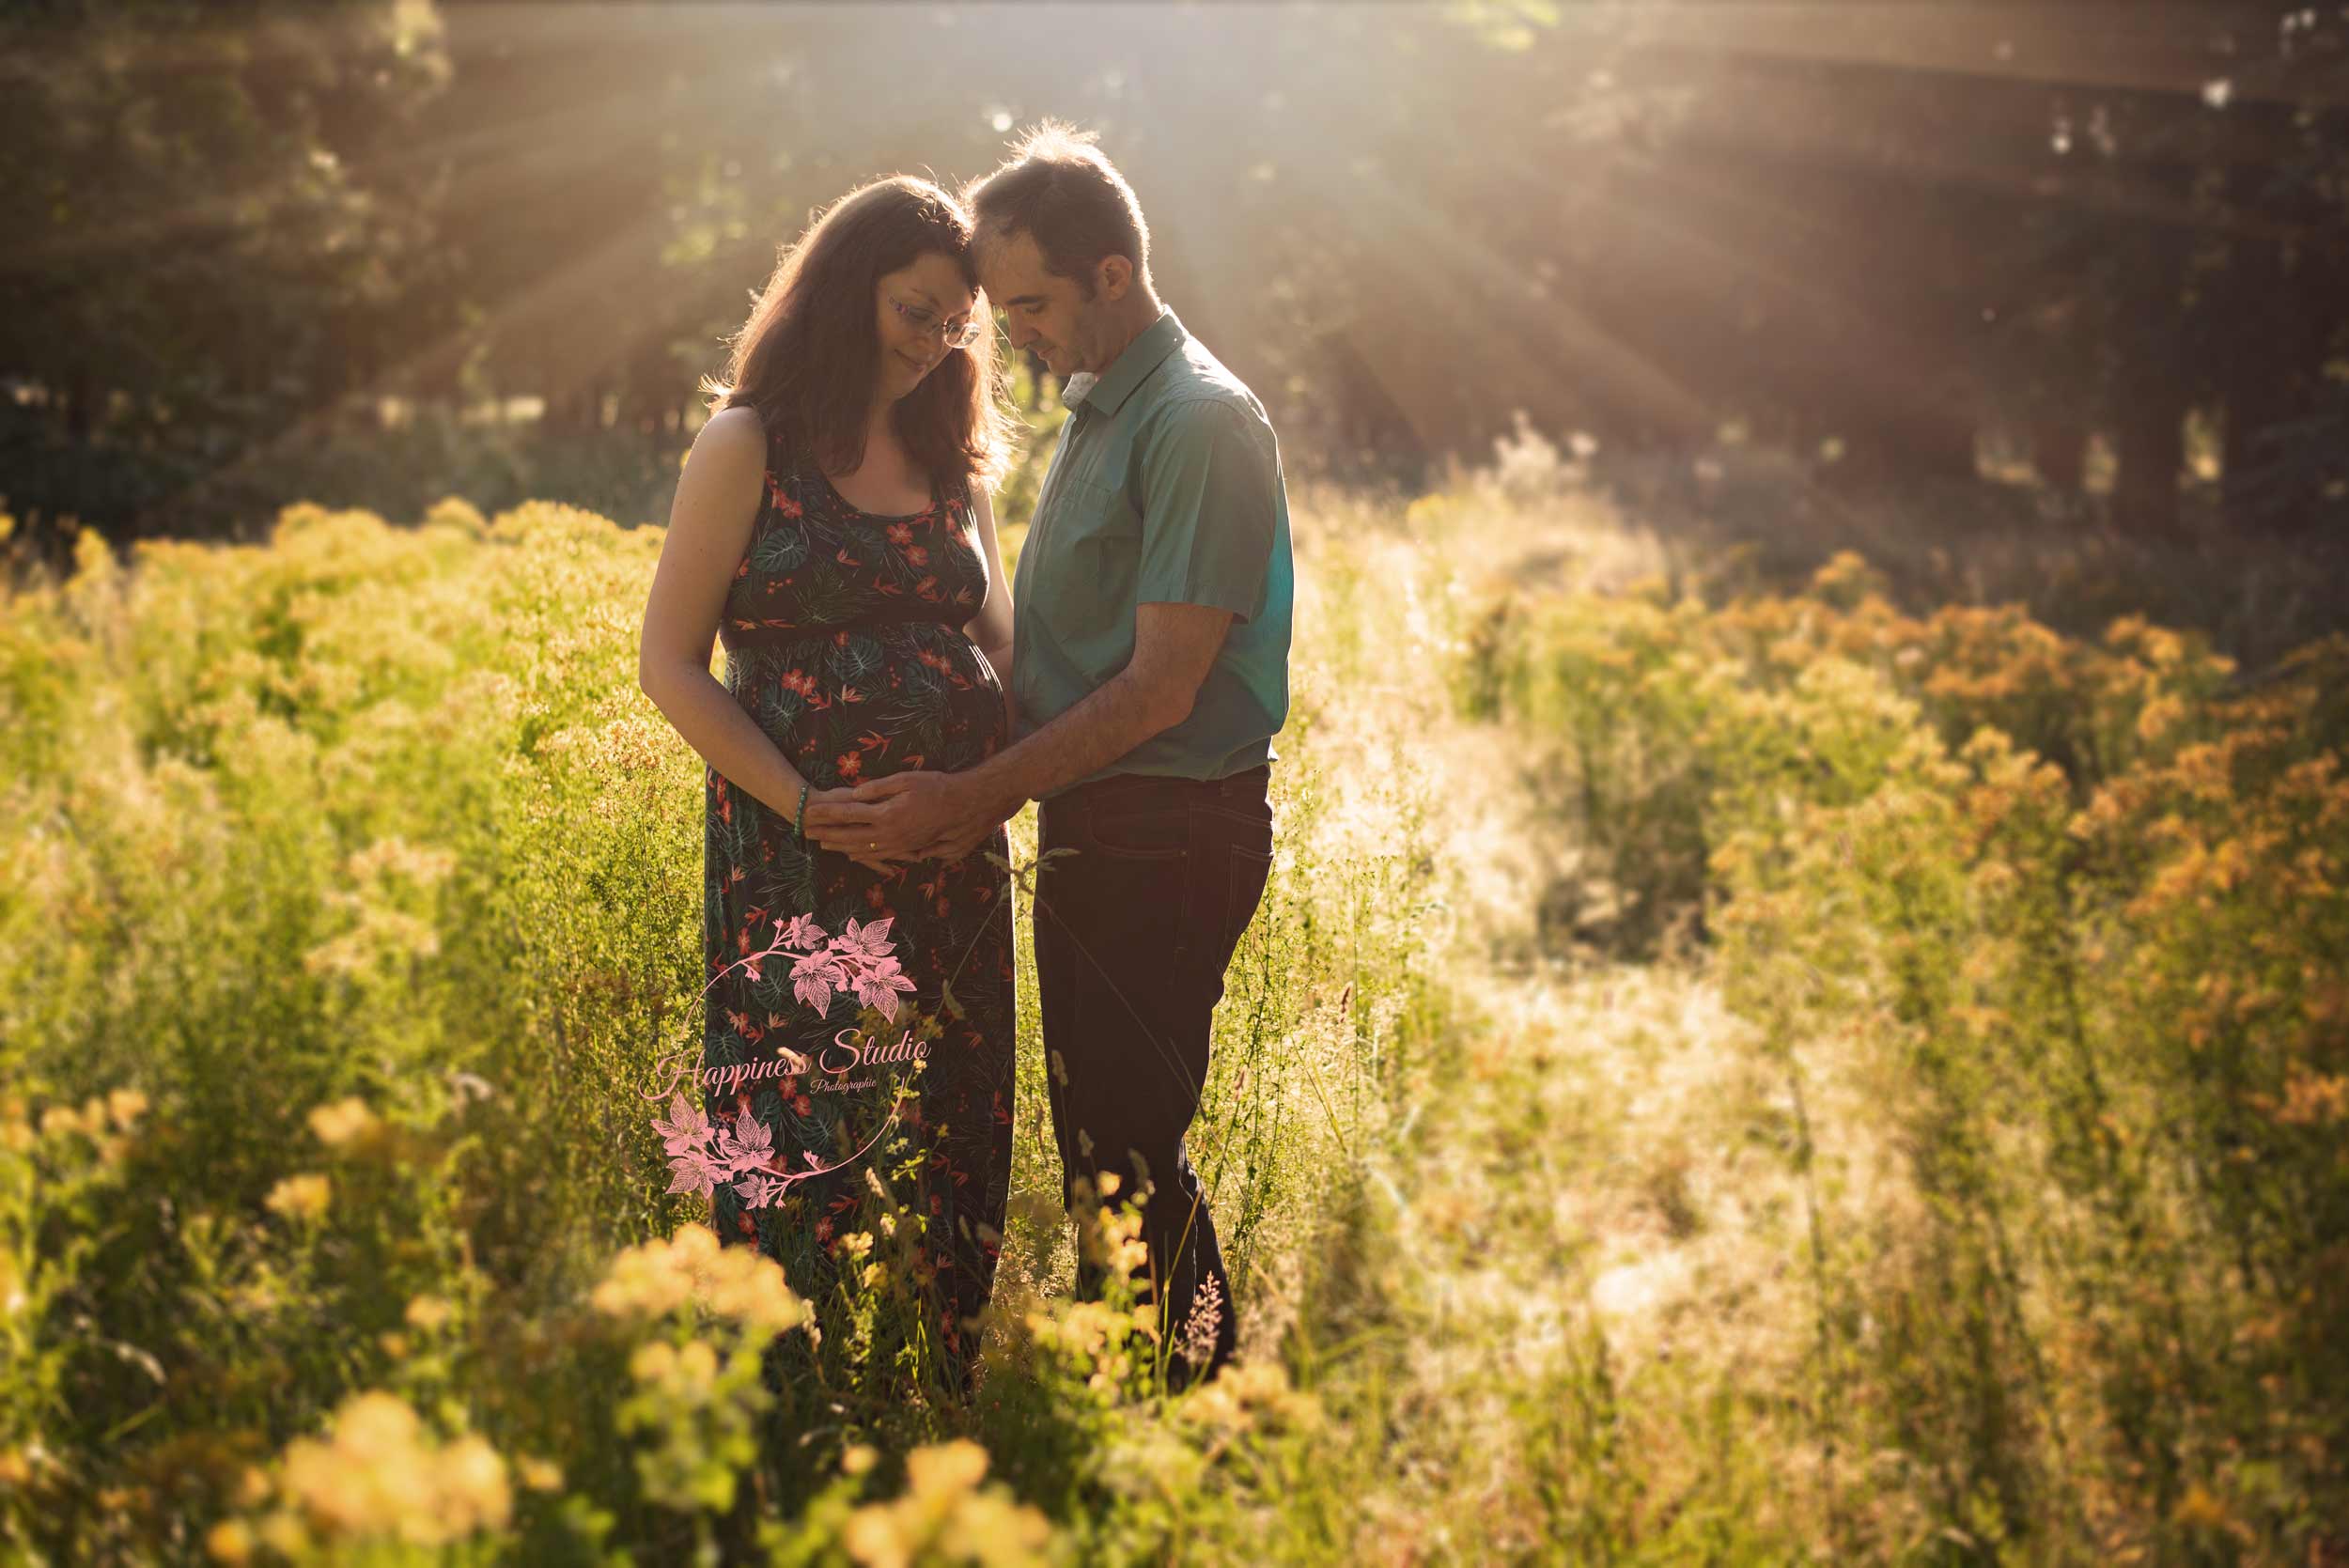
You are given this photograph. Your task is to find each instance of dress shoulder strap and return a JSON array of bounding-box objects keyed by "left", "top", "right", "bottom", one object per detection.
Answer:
[
  {"left": 760, "top": 417, "right": 800, "bottom": 482},
  {"left": 944, "top": 465, "right": 976, "bottom": 515}
]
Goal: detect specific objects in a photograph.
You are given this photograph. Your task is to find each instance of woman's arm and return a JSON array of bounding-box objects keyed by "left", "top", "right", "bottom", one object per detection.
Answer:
[
  {"left": 638, "top": 407, "right": 897, "bottom": 871},
  {"left": 960, "top": 482, "right": 1017, "bottom": 732}
]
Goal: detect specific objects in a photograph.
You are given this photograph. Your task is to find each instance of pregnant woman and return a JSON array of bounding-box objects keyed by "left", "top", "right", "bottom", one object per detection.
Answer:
[{"left": 635, "top": 175, "right": 1019, "bottom": 1400}]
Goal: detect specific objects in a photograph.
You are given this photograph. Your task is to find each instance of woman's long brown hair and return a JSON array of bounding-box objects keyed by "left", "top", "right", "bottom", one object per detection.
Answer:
[{"left": 704, "top": 175, "right": 1011, "bottom": 493}]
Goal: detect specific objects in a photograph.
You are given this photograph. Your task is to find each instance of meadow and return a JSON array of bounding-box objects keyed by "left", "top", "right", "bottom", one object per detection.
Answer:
[{"left": 2, "top": 439, "right": 2342, "bottom": 1563}]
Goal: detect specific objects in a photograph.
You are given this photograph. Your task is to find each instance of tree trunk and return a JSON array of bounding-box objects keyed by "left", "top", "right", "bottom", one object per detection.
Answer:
[
  {"left": 1878, "top": 407, "right": 1981, "bottom": 483},
  {"left": 2112, "top": 382, "right": 2186, "bottom": 536},
  {"left": 2031, "top": 414, "right": 2087, "bottom": 493},
  {"left": 65, "top": 371, "right": 94, "bottom": 447},
  {"left": 2221, "top": 377, "right": 2294, "bottom": 505}
]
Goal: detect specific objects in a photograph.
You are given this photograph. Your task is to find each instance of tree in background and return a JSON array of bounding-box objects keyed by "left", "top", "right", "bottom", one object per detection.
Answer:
[
  {"left": 0, "top": 0, "right": 453, "bottom": 535},
  {"left": 1, "top": 1, "right": 2341, "bottom": 547}
]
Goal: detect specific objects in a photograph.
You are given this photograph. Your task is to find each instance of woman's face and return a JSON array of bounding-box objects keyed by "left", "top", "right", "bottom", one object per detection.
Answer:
[{"left": 873, "top": 251, "right": 979, "bottom": 403}]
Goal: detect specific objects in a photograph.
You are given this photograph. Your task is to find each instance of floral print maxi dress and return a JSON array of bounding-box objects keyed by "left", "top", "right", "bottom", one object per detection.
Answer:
[{"left": 690, "top": 424, "right": 1016, "bottom": 1389}]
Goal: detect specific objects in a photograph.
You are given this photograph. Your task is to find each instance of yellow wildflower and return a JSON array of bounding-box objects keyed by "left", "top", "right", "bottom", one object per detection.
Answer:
[
  {"left": 274, "top": 1389, "right": 511, "bottom": 1546},
  {"left": 1175, "top": 1359, "right": 1323, "bottom": 1439},
  {"left": 308, "top": 1096, "right": 382, "bottom": 1149},
  {"left": 842, "top": 1439, "right": 1050, "bottom": 1568},
  {"left": 907, "top": 1440, "right": 988, "bottom": 1498},
  {"left": 404, "top": 1295, "right": 454, "bottom": 1331},
  {"left": 630, "top": 1335, "right": 720, "bottom": 1396},
  {"left": 2172, "top": 1483, "right": 2230, "bottom": 1530},
  {"left": 255, "top": 1512, "right": 308, "bottom": 1558},
  {"left": 2136, "top": 693, "right": 2186, "bottom": 743},
  {"left": 1082, "top": 1208, "right": 1149, "bottom": 1278},
  {"left": 2274, "top": 1070, "right": 2348, "bottom": 1126},
  {"left": 205, "top": 1519, "right": 256, "bottom": 1564},
  {"left": 264, "top": 1173, "right": 332, "bottom": 1223},
  {"left": 435, "top": 1435, "right": 513, "bottom": 1537},
  {"left": 591, "top": 1221, "right": 805, "bottom": 1338}
]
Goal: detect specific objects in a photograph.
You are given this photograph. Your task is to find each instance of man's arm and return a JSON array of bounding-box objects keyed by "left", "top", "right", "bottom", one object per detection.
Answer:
[
  {"left": 803, "top": 395, "right": 1274, "bottom": 861},
  {"left": 967, "top": 598, "right": 1232, "bottom": 819},
  {"left": 801, "top": 600, "right": 1231, "bottom": 860}
]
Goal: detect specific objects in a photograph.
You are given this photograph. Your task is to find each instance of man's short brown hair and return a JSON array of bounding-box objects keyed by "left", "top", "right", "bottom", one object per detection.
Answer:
[{"left": 964, "top": 122, "right": 1150, "bottom": 299}]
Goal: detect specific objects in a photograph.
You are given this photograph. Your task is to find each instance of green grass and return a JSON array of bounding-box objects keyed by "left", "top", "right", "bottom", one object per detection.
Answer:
[{"left": 2, "top": 464, "right": 2341, "bottom": 1564}]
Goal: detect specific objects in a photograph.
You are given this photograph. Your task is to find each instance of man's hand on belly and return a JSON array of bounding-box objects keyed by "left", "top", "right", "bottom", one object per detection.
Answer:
[
  {"left": 803, "top": 602, "right": 1234, "bottom": 864},
  {"left": 803, "top": 769, "right": 996, "bottom": 864}
]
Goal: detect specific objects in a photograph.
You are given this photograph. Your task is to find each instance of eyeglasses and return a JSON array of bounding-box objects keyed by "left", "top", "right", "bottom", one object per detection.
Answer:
[{"left": 888, "top": 294, "right": 985, "bottom": 349}]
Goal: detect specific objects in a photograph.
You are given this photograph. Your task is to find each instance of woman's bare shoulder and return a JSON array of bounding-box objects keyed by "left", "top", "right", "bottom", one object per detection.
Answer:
[
  {"left": 661, "top": 406, "right": 770, "bottom": 550},
  {"left": 692, "top": 404, "right": 770, "bottom": 463}
]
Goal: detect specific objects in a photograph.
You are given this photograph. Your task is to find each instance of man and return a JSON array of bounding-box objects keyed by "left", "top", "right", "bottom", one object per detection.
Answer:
[{"left": 802, "top": 123, "right": 1293, "bottom": 1389}]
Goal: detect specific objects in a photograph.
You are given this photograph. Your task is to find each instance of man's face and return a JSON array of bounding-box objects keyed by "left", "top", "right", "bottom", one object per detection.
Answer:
[{"left": 975, "top": 228, "right": 1112, "bottom": 380}]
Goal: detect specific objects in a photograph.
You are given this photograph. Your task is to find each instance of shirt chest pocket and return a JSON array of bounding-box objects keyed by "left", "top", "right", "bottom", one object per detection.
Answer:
[{"left": 1032, "top": 478, "right": 1142, "bottom": 644}]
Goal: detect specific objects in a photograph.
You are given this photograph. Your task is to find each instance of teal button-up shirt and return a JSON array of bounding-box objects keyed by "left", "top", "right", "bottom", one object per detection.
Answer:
[{"left": 1010, "top": 308, "right": 1294, "bottom": 799}]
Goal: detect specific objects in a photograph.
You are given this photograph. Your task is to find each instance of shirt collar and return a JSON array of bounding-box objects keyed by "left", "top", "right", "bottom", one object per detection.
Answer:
[{"left": 1074, "top": 308, "right": 1185, "bottom": 417}]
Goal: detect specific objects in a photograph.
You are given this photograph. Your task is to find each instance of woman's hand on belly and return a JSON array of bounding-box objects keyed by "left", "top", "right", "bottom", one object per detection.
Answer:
[
  {"left": 805, "top": 769, "right": 1002, "bottom": 866},
  {"left": 804, "top": 784, "right": 918, "bottom": 876}
]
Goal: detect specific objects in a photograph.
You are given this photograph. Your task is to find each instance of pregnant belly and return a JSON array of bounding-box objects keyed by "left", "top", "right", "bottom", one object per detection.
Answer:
[{"left": 727, "top": 625, "right": 1005, "bottom": 788}]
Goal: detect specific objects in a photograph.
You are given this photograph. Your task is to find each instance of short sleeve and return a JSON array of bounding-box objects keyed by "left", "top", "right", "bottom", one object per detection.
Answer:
[{"left": 1134, "top": 398, "right": 1280, "bottom": 623}]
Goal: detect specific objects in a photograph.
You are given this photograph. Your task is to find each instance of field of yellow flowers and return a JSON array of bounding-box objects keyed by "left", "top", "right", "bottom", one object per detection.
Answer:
[{"left": 2, "top": 458, "right": 2342, "bottom": 1563}]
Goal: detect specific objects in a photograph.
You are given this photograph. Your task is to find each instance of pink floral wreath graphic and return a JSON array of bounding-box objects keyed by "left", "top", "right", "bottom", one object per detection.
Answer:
[{"left": 657, "top": 915, "right": 919, "bottom": 1211}]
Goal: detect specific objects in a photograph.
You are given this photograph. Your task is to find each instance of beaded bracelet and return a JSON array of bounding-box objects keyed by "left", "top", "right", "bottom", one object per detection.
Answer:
[{"left": 793, "top": 781, "right": 810, "bottom": 844}]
